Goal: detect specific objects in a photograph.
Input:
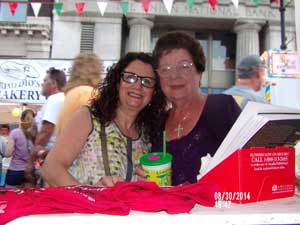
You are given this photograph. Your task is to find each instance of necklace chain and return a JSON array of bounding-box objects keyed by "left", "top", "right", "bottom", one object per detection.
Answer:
[
  {"left": 168, "top": 94, "right": 206, "bottom": 139},
  {"left": 174, "top": 112, "right": 190, "bottom": 138}
]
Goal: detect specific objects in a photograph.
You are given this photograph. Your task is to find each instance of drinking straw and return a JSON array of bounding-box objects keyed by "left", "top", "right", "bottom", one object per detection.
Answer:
[{"left": 163, "top": 130, "right": 166, "bottom": 157}]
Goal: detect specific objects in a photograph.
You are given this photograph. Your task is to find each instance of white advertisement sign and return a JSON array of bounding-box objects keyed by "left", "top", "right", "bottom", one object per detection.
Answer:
[
  {"left": 0, "top": 59, "right": 115, "bottom": 104},
  {"left": 270, "top": 52, "right": 300, "bottom": 78}
]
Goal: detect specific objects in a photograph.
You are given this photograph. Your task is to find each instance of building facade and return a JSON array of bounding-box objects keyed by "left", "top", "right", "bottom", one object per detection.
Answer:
[{"left": 0, "top": 0, "right": 297, "bottom": 92}]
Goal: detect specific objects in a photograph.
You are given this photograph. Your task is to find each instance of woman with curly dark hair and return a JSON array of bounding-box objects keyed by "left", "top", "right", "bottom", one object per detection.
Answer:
[{"left": 42, "top": 52, "right": 167, "bottom": 186}]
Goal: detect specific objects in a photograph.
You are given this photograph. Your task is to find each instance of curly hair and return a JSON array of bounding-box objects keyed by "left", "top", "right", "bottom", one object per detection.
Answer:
[
  {"left": 152, "top": 31, "right": 206, "bottom": 74},
  {"left": 64, "top": 52, "right": 103, "bottom": 94},
  {"left": 90, "top": 52, "right": 167, "bottom": 142}
]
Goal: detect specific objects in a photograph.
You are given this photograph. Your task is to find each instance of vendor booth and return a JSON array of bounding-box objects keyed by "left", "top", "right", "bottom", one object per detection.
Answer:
[{"left": 3, "top": 188, "right": 300, "bottom": 225}]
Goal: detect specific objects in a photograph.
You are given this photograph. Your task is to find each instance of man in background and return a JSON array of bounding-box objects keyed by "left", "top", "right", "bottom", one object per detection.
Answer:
[
  {"left": 0, "top": 125, "right": 14, "bottom": 186},
  {"left": 26, "top": 67, "right": 66, "bottom": 186},
  {"left": 0, "top": 124, "right": 10, "bottom": 136},
  {"left": 223, "top": 55, "right": 267, "bottom": 109}
]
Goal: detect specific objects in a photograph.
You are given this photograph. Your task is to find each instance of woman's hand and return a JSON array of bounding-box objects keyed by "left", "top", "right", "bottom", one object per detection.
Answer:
[
  {"left": 96, "top": 176, "right": 123, "bottom": 186},
  {"left": 135, "top": 166, "right": 147, "bottom": 181}
]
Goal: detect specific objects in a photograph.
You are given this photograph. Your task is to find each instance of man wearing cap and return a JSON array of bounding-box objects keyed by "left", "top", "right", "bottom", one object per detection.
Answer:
[{"left": 223, "top": 55, "right": 267, "bottom": 109}]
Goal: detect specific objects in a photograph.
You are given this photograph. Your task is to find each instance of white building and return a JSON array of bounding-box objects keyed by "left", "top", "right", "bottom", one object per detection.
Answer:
[{"left": 0, "top": 0, "right": 297, "bottom": 93}]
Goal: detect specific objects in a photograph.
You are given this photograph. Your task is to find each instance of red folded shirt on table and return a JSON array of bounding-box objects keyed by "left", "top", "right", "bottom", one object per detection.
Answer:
[{"left": 0, "top": 181, "right": 218, "bottom": 224}]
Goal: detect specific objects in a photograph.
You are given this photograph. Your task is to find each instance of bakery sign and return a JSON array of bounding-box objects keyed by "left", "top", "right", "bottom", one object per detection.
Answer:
[
  {"left": 0, "top": 59, "right": 114, "bottom": 104},
  {"left": 0, "top": 59, "right": 72, "bottom": 104}
]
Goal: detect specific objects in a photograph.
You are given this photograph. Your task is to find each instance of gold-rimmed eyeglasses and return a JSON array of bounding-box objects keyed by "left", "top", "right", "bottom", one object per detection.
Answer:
[{"left": 156, "top": 60, "right": 194, "bottom": 78}]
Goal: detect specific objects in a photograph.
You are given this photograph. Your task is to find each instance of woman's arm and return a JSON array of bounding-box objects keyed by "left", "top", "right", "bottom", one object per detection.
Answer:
[{"left": 41, "top": 107, "right": 92, "bottom": 186}]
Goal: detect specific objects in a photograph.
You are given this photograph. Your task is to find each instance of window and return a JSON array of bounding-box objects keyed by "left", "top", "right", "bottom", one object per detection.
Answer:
[
  {"left": 196, "top": 31, "right": 236, "bottom": 93},
  {"left": 212, "top": 33, "right": 236, "bottom": 70},
  {"left": 80, "top": 22, "right": 95, "bottom": 52}
]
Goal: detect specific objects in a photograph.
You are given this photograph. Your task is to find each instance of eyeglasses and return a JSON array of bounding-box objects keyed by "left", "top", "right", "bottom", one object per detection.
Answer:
[
  {"left": 121, "top": 71, "right": 156, "bottom": 88},
  {"left": 156, "top": 60, "right": 194, "bottom": 78}
]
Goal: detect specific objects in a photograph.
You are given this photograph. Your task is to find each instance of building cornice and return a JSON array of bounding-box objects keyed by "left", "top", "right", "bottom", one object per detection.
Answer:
[{"left": 0, "top": 22, "right": 50, "bottom": 39}]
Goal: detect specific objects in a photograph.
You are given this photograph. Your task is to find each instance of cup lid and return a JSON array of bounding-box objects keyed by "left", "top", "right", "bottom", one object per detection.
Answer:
[{"left": 140, "top": 152, "right": 172, "bottom": 166}]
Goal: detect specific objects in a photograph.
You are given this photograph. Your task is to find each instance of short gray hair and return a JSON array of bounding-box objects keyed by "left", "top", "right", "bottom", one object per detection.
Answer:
[{"left": 238, "top": 55, "right": 264, "bottom": 78}]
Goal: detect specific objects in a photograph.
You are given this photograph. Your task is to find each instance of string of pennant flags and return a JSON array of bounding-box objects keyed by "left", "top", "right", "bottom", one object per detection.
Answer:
[{"left": 1, "top": 0, "right": 280, "bottom": 17}]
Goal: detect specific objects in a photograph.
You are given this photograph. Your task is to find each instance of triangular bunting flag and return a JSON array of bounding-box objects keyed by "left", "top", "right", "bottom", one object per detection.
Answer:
[
  {"left": 162, "top": 0, "right": 174, "bottom": 14},
  {"left": 54, "top": 3, "right": 63, "bottom": 16},
  {"left": 142, "top": 0, "right": 151, "bottom": 15},
  {"left": 186, "top": 0, "right": 194, "bottom": 11},
  {"left": 97, "top": 1, "right": 108, "bottom": 16},
  {"left": 8, "top": 2, "right": 18, "bottom": 16},
  {"left": 75, "top": 2, "right": 85, "bottom": 16},
  {"left": 253, "top": 0, "right": 259, "bottom": 6},
  {"left": 120, "top": 2, "right": 129, "bottom": 16},
  {"left": 231, "top": 0, "right": 239, "bottom": 8},
  {"left": 209, "top": 0, "right": 216, "bottom": 10},
  {"left": 31, "top": 3, "right": 42, "bottom": 17},
  {"left": 270, "top": 0, "right": 279, "bottom": 4}
]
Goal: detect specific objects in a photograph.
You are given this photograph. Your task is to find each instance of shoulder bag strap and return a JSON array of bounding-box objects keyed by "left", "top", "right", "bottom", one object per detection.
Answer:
[
  {"left": 100, "top": 122, "right": 133, "bottom": 181},
  {"left": 100, "top": 123, "right": 111, "bottom": 176},
  {"left": 125, "top": 137, "right": 133, "bottom": 182}
]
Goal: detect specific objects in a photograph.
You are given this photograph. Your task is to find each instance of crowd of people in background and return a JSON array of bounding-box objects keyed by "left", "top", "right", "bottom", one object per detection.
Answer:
[{"left": 0, "top": 31, "right": 269, "bottom": 188}]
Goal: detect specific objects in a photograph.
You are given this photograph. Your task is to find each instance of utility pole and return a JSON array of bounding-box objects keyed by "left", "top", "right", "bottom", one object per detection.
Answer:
[{"left": 279, "top": 0, "right": 287, "bottom": 50}]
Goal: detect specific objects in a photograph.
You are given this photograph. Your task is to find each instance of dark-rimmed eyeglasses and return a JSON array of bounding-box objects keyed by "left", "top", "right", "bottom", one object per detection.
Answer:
[{"left": 121, "top": 71, "right": 156, "bottom": 88}]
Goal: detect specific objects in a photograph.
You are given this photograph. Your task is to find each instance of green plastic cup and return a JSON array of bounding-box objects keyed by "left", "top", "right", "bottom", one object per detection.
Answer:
[{"left": 140, "top": 152, "right": 172, "bottom": 186}]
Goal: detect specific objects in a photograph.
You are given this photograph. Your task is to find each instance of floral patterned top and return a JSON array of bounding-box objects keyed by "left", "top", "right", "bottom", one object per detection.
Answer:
[{"left": 69, "top": 111, "right": 150, "bottom": 185}]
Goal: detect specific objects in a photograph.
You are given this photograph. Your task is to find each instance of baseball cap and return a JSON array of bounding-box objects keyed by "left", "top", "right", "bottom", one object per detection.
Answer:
[{"left": 238, "top": 55, "right": 264, "bottom": 78}]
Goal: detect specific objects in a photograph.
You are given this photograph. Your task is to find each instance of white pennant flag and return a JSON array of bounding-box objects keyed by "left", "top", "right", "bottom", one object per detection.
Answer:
[
  {"left": 162, "top": 0, "right": 174, "bottom": 14},
  {"left": 31, "top": 2, "right": 42, "bottom": 17},
  {"left": 97, "top": 2, "right": 108, "bottom": 16},
  {"left": 231, "top": 0, "right": 239, "bottom": 8}
]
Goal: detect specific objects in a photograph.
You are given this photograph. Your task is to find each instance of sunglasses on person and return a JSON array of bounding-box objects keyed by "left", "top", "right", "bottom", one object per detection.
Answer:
[{"left": 121, "top": 71, "right": 156, "bottom": 88}]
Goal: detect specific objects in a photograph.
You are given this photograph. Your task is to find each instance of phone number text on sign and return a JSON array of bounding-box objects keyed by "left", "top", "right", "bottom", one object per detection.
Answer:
[{"left": 214, "top": 192, "right": 251, "bottom": 201}]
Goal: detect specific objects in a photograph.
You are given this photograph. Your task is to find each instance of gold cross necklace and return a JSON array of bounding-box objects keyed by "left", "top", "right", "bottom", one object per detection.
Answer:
[
  {"left": 174, "top": 112, "right": 190, "bottom": 138},
  {"left": 169, "top": 94, "right": 206, "bottom": 139}
]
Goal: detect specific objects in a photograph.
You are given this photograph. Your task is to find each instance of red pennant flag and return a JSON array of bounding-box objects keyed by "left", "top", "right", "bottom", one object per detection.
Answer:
[
  {"left": 75, "top": 2, "right": 85, "bottom": 16},
  {"left": 271, "top": 0, "right": 279, "bottom": 4},
  {"left": 209, "top": 0, "right": 216, "bottom": 10},
  {"left": 8, "top": 2, "right": 18, "bottom": 16},
  {"left": 142, "top": 0, "right": 151, "bottom": 15}
]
